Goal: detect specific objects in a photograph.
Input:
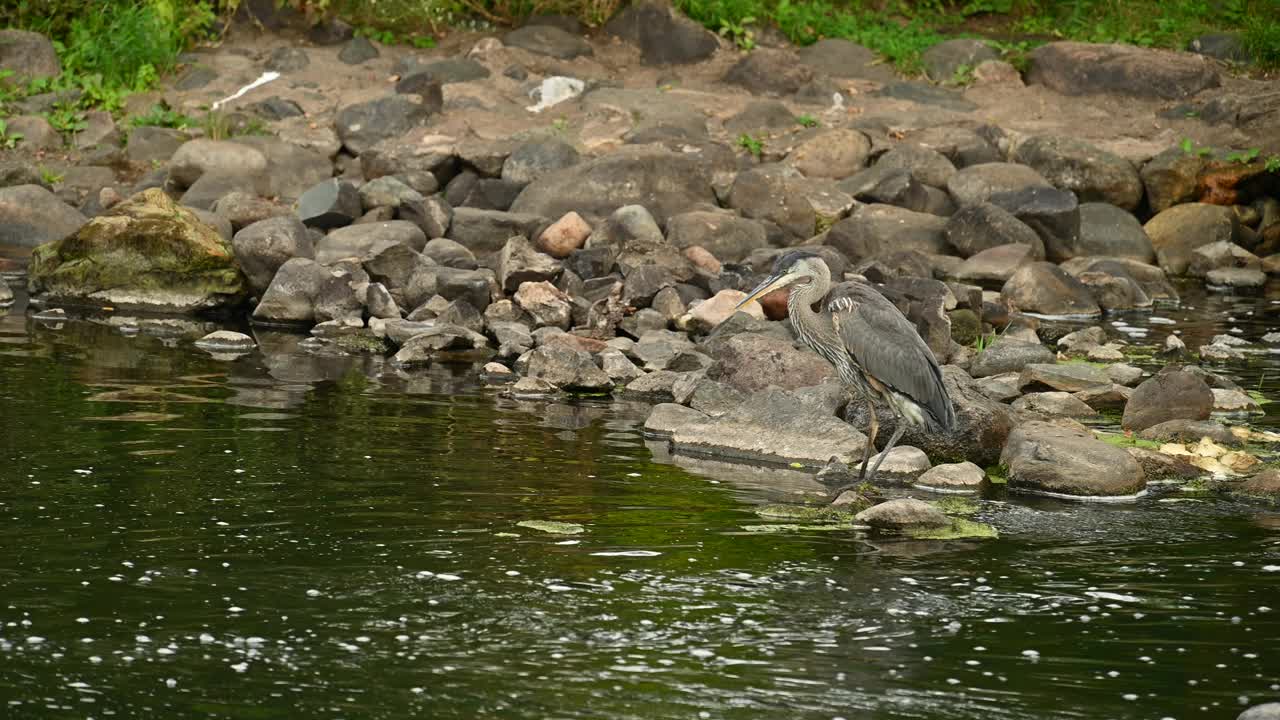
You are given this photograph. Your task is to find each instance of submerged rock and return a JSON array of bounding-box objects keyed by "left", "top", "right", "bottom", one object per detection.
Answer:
[
  {"left": 194, "top": 330, "right": 256, "bottom": 352},
  {"left": 1001, "top": 420, "right": 1146, "bottom": 497},
  {"left": 28, "top": 189, "right": 247, "bottom": 313}
]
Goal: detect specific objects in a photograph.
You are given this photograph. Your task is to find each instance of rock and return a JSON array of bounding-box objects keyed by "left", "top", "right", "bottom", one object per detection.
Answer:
[
  {"left": 266, "top": 47, "right": 310, "bottom": 72},
  {"left": 723, "top": 48, "right": 813, "bottom": 96},
  {"left": 669, "top": 387, "right": 866, "bottom": 467},
  {"left": 947, "top": 163, "right": 1052, "bottom": 207},
  {"left": 524, "top": 343, "right": 613, "bottom": 392},
  {"left": 73, "top": 110, "right": 118, "bottom": 150},
  {"left": 404, "top": 266, "right": 491, "bottom": 312},
  {"left": 212, "top": 192, "right": 283, "bottom": 232},
  {"left": 1027, "top": 41, "right": 1219, "bottom": 99},
  {"left": 510, "top": 145, "right": 715, "bottom": 226},
  {"left": 1104, "top": 363, "right": 1143, "bottom": 386},
  {"left": 391, "top": 324, "right": 492, "bottom": 365},
  {"left": 826, "top": 204, "right": 948, "bottom": 260},
  {"left": 631, "top": 330, "right": 695, "bottom": 370},
  {"left": 683, "top": 291, "right": 764, "bottom": 334},
  {"left": 1144, "top": 203, "right": 1238, "bottom": 276},
  {"left": 787, "top": 129, "right": 872, "bottom": 179},
  {"left": 497, "top": 236, "right": 561, "bottom": 294},
  {"left": 358, "top": 176, "right": 423, "bottom": 211},
  {"left": 953, "top": 243, "right": 1036, "bottom": 285},
  {"left": 987, "top": 186, "right": 1080, "bottom": 263},
  {"left": 338, "top": 35, "right": 379, "bottom": 64},
  {"left": 1012, "top": 391, "right": 1099, "bottom": 417},
  {"left": 247, "top": 96, "right": 305, "bottom": 120},
  {"left": 440, "top": 207, "right": 539, "bottom": 255},
  {"left": 232, "top": 215, "right": 314, "bottom": 295},
  {"left": 296, "top": 179, "right": 361, "bottom": 230},
  {"left": 0, "top": 280, "right": 11, "bottom": 306},
  {"left": 605, "top": 0, "right": 718, "bottom": 65},
  {"left": 0, "top": 30, "right": 61, "bottom": 83},
  {"left": 796, "top": 38, "right": 896, "bottom": 82},
  {"left": 1001, "top": 420, "right": 1146, "bottom": 497},
  {"left": 1076, "top": 202, "right": 1155, "bottom": 262},
  {"left": 1141, "top": 148, "right": 1208, "bottom": 214},
  {"left": 335, "top": 95, "right": 436, "bottom": 155},
  {"left": 873, "top": 82, "right": 976, "bottom": 112},
  {"left": 4, "top": 115, "right": 60, "bottom": 150},
  {"left": 514, "top": 281, "right": 572, "bottom": 329},
  {"left": 254, "top": 257, "right": 363, "bottom": 325},
  {"left": 705, "top": 332, "right": 835, "bottom": 392},
  {"left": 194, "top": 330, "right": 256, "bottom": 353},
  {"left": 125, "top": 126, "right": 187, "bottom": 165},
  {"left": 168, "top": 140, "right": 267, "bottom": 189},
  {"left": 1019, "top": 362, "right": 1109, "bottom": 393},
  {"left": 532, "top": 212, "right": 590, "bottom": 260},
  {"left": 969, "top": 340, "right": 1056, "bottom": 378},
  {"left": 922, "top": 38, "right": 998, "bottom": 82},
  {"left": 600, "top": 347, "right": 644, "bottom": 384},
  {"left": 226, "top": 137, "right": 333, "bottom": 203},
  {"left": 1121, "top": 367, "right": 1213, "bottom": 431},
  {"left": 502, "top": 139, "right": 579, "bottom": 185},
  {"left": 1206, "top": 266, "right": 1266, "bottom": 288},
  {"left": 394, "top": 72, "right": 444, "bottom": 103},
  {"left": 726, "top": 165, "right": 815, "bottom": 242},
  {"left": 504, "top": 24, "right": 591, "bottom": 59},
  {"left": 666, "top": 211, "right": 767, "bottom": 263},
  {"left": 875, "top": 144, "right": 957, "bottom": 188},
  {"left": 1136, "top": 418, "right": 1238, "bottom": 446},
  {"left": 589, "top": 205, "right": 694, "bottom": 281},
  {"left": 395, "top": 55, "right": 490, "bottom": 84},
  {"left": 866, "top": 446, "right": 932, "bottom": 479},
  {"left": 916, "top": 461, "right": 985, "bottom": 492},
  {"left": 1061, "top": 256, "right": 1178, "bottom": 303},
  {"left": 1075, "top": 268, "right": 1150, "bottom": 310},
  {"left": 1056, "top": 326, "right": 1106, "bottom": 353},
  {"left": 0, "top": 184, "right": 88, "bottom": 248},
  {"left": 366, "top": 282, "right": 401, "bottom": 319},
  {"left": 316, "top": 220, "right": 426, "bottom": 265},
  {"left": 944, "top": 202, "right": 1044, "bottom": 258},
  {"left": 1212, "top": 388, "right": 1262, "bottom": 414},
  {"left": 724, "top": 100, "right": 796, "bottom": 136},
  {"left": 620, "top": 369, "right": 683, "bottom": 402},
  {"left": 1001, "top": 262, "right": 1099, "bottom": 316},
  {"left": 1010, "top": 135, "right": 1142, "bottom": 211},
  {"left": 856, "top": 498, "right": 950, "bottom": 533},
  {"left": 1232, "top": 473, "right": 1280, "bottom": 505},
  {"left": 1189, "top": 240, "right": 1260, "bottom": 279},
  {"left": 643, "top": 403, "right": 708, "bottom": 437},
  {"left": 1199, "top": 342, "right": 1244, "bottom": 361},
  {"left": 28, "top": 189, "right": 246, "bottom": 312}
]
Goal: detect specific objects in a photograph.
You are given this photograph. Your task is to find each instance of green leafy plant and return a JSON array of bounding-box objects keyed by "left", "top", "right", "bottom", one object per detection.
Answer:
[
  {"left": 411, "top": 35, "right": 437, "bottom": 49},
  {"left": 1265, "top": 155, "right": 1280, "bottom": 173},
  {"left": 1224, "top": 147, "right": 1261, "bottom": 164},
  {"left": 795, "top": 114, "right": 819, "bottom": 128},
  {"left": 1179, "top": 137, "right": 1214, "bottom": 157},
  {"left": 39, "top": 166, "right": 64, "bottom": 185},
  {"left": 130, "top": 102, "right": 195, "bottom": 129},
  {"left": 45, "top": 102, "right": 87, "bottom": 134},
  {"left": 736, "top": 133, "right": 763, "bottom": 158},
  {"left": 718, "top": 15, "right": 757, "bottom": 50},
  {"left": 0, "top": 119, "right": 23, "bottom": 149}
]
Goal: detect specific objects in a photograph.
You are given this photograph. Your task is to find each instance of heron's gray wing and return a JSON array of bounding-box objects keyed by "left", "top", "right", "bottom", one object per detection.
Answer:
[{"left": 827, "top": 284, "right": 955, "bottom": 429}]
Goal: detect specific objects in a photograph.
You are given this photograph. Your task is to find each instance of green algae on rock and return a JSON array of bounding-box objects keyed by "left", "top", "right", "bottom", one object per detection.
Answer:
[
  {"left": 28, "top": 188, "right": 248, "bottom": 313},
  {"left": 516, "top": 520, "right": 586, "bottom": 534},
  {"left": 909, "top": 518, "right": 999, "bottom": 540}
]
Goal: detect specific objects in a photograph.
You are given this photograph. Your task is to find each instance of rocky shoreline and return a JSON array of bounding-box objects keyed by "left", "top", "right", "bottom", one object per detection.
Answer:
[{"left": 2, "top": 3, "right": 1279, "bottom": 511}]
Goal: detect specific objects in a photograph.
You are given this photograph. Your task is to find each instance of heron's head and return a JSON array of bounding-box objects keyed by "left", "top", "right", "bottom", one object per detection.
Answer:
[{"left": 735, "top": 251, "right": 828, "bottom": 310}]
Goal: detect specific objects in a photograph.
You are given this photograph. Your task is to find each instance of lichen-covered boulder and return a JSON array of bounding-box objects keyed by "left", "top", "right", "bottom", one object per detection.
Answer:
[{"left": 28, "top": 188, "right": 247, "bottom": 313}]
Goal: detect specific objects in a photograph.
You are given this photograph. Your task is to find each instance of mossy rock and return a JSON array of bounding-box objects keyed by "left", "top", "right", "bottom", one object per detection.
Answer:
[
  {"left": 754, "top": 503, "right": 861, "bottom": 523},
  {"left": 948, "top": 308, "right": 981, "bottom": 347},
  {"left": 28, "top": 188, "right": 248, "bottom": 313},
  {"left": 909, "top": 517, "right": 998, "bottom": 540}
]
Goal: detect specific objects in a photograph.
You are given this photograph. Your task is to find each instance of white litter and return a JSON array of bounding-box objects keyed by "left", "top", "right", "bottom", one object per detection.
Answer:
[
  {"left": 212, "top": 71, "right": 281, "bottom": 111},
  {"left": 526, "top": 76, "right": 584, "bottom": 113}
]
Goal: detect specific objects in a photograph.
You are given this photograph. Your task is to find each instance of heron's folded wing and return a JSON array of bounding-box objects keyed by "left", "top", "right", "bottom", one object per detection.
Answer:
[{"left": 829, "top": 288, "right": 954, "bottom": 428}]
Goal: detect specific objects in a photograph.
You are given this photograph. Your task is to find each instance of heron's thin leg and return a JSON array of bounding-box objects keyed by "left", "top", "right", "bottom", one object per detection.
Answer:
[
  {"left": 865, "top": 421, "right": 907, "bottom": 481},
  {"left": 857, "top": 400, "right": 879, "bottom": 482}
]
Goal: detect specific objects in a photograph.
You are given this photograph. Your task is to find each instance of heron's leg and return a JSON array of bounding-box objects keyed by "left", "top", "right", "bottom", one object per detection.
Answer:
[
  {"left": 857, "top": 400, "right": 879, "bottom": 482},
  {"left": 865, "top": 421, "right": 907, "bottom": 481}
]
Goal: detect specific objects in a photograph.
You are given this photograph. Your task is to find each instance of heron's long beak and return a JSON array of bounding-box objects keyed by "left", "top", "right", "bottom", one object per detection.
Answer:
[{"left": 735, "top": 273, "right": 791, "bottom": 311}]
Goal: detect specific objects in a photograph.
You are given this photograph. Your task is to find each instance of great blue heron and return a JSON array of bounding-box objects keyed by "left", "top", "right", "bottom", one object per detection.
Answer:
[{"left": 735, "top": 251, "right": 956, "bottom": 496}]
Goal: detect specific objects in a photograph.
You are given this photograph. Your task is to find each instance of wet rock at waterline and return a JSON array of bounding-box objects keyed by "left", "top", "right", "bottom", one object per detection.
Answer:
[
  {"left": 232, "top": 215, "right": 315, "bottom": 295},
  {"left": 1121, "top": 367, "right": 1214, "bottom": 432},
  {"left": 916, "top": 461, "right": 985, "bottom": 492},
  {"left": 855, "top": 499, "right": 949, "bottom": 533},
  {"left": 1001, "top": 262, "right": 1101, "bottom": 317},
  {"left": 660, "top": 387, "right": 867, "bottom": 468},
  {"left": 1001, "top": 421, "right": 1146, "bottom": 498},
  {"left": 195, "top": 330, "right": 256, "bottom": 353},
  {"left": 28, "top": 189, "right": 246, "bottom": 313}
]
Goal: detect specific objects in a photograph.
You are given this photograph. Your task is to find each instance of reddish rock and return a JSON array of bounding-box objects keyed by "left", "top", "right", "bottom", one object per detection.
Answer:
[
  {"left": 537, "top": 211, "right": 591, "bottom": 258},
  {"left": 682, "top": 245, "right": 721, "bottom": 275}
]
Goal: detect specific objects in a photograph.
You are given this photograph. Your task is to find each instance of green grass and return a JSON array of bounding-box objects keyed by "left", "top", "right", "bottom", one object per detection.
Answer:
[
  {"left": 1096, "top": 431, "right": 1162, "bottom": 450},
  {"left": 736, "top": 133, "right": 764, "bottom": 158},
  {"left": 0, "top": 118, "right": 23, "bottom": 149},
  {"left": 129, "top": 102, "right": 196, "bottom": 129},
  {"left": 796, "top": 113, "right": 819, "bottom": 128}
]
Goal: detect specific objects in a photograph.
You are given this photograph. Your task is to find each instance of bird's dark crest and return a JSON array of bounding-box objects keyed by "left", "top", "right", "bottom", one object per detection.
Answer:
[{"left": 771, "top": 250, "right": 822, "bottom": 274}]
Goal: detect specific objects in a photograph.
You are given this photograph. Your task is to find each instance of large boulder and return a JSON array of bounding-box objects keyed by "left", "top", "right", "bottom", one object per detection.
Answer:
[
  {"left": 1144, "top": 203, "right": 1238, "bottom": 276},
  {"left": 1027, "top": 41, "right": 1219, "bottom": 99},
  {"left": 1121, "top": 366, "right": 1214, "bottom": 432},
  {"left": 588, "top": 205, "right": 695, "bottom": 281},
  {"left": 510, "top": 146, "right": 715, "bottom": 226},
  {"left": 1141, "top": 148, "right": 1207, "bottom": 213},
  {"left": 874, "top": 144, "right": 958, "bottom": 188},
  {"left": 922, "top": 38, "right": 999, "bottom": 83},
  {"left": 1010, "top": 135, "right": 1142, "bottom": 211},
  {"left": 252, "top": 257, "right": 362, "bottom": 324},
  {"left": 0, "top": 184, "right": 87, "bottom": 248},
  {"left": 944, "top": 202, "right": 1044, "bottom": 259},
  {"left": 1076, "top": 202, "right": 1155, "bottom": 262},
  {"left": 497, "top": 235, "right": 561, "bottom": 294},
  {"left": 168, "top": 139, "right": 268, "bottom": 190},
  {"left": 315, "top": 221, "right": 426, "bottom": 265},
  {"left": 665, "top": 211, "right": 768, "bottom": 263},
  {"left": 727, "top": 165, "right": 816, "bottom": 242},
  {"left": 335, "top": 94, "right": 437, "bottom": 155},
  {"left": 796, "top": 39, "right": 897, "bottom": 83},
  {"left": 503, "top": 24, "right": 591, "bottom": 59},
  {"left": 1001, "top": 262, "right": 1100, "bottom": 316},
  {"left": 28, "top": 189, "right": 247, "bottom": 313},
  {"left": 946, "top": 163, "right": 1052, "bottom": 206},
  {"left": 603, "top": 0, "right": 718, "bottom": 65},
  {"left": 826, "top": 204, "right": 948, "bottom": 260},
  {"left": 232, "top": 215, "right": 315, "bottom": 295},
  {"left": 667, "top": 387, "right": 866, "bottom": 468},
  {"left": 0, "top": 30, "right": 61, "bottom": 84},
  {"left": 723, "top": 48, "right": 814, "bottom": 96},
  {"left": 953, "top": 243, "right": 1037, "bottom": 285},
  {"left": 988, "top": 186, "right": 1080, "bottom": 263},
  {"left": 787, "top": 129, "right": 872, "bottom": 179},
  {"left": 1001, "top": 420, "right": 1146, "bottom": 497},
  {"left": 705, "top": 332, "right": 835, "bottom": 392},
  {"left": 524, "top": 343, "right": 613, "bottom": 392},
  {"left": 969, "top": 340, "right": 1056, "bottom": 378}
]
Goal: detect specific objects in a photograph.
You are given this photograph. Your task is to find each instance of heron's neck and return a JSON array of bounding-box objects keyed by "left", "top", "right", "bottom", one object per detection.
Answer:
[{"left": 788, "top": 273, "right": 836, "bottom": 349}]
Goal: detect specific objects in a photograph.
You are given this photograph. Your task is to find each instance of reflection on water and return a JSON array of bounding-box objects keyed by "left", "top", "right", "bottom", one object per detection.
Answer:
[{"left": 1, "top": 281, "right": 1279, "bottom": 719}]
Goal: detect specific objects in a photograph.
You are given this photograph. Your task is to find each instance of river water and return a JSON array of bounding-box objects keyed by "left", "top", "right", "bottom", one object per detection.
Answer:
[{"left": 2, "top": 279, "right": 1279, "bottom": 720}]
